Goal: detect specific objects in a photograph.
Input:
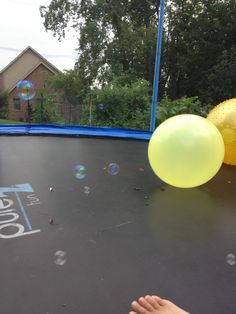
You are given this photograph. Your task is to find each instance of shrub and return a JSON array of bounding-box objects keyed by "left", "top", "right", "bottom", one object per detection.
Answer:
[
  {"left": 0, "top": 91, "right": 9, "bottom": 119},
  {"left": 156, "top": 96, "right": 213, "bottom": 125},
  {"left": 80, "top": 79, "right": 151, "bottom": 129},
  {"left": 32, "top": 94, "right": 63, "bottom": 124}
]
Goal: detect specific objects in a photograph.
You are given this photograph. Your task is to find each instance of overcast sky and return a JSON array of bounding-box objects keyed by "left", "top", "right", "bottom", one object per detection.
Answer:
[{"left": 0, "top": 0, "right": 78, "bottom": 72}]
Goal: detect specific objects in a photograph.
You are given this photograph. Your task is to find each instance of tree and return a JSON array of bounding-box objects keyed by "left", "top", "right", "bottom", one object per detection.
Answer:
[
  {"left": 163, "top": 0, "right": 236, "bottom": 102},
  {"left": 202, "top": 47, "right": 236, "bottom": 104},
  {"left": 40, "top": 0, "right": 159, "bottom": 85},
  {"left": 48, "top": 70, "right": 87, "bottom": 123},
  {"left": 0, "top": 91, "right": 9, "bottom": 119},
  {"left": 32, "top": 85, "right": 62, "bottom": 123},
  {"left": 40, "top": 0, "right": 236, "bottom": 105}
]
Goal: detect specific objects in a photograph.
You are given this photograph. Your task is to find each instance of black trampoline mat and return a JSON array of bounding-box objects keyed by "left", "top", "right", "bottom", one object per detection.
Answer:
[{"left": 0, "top": 136, "right": 235, "bottom": 314}]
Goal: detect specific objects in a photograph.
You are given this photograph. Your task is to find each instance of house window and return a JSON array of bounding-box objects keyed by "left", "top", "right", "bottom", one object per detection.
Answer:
[{"left": 13, "top": 97, "right": 21, "bottom": 110}]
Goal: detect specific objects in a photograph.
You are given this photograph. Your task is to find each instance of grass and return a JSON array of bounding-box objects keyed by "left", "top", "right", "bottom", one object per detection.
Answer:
[{"left": 0, "top": 118, "right": 26, "bottom": 124}]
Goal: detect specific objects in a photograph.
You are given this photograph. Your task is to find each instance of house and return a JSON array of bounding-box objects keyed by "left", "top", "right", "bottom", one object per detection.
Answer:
[{"left": 0, "top": 46, "right": 61, "bottom": 122}]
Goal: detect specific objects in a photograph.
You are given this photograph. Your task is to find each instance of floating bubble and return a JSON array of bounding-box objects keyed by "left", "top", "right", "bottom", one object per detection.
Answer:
[
  {"left": 16, "top": 80, "right": 35, "bottom": 101},
  {"left": 98, "top": 103, "right": 104, "bottom": 110},
  {"left": 54, "top": 250, "right": 67, "bottom": 266},
  {"left": 74, "top": 164, "right": 86, "bottom": 180},
  {"left": 107, "top": 163, "right": 120, "bottom": 175},
  {"left": 226, "top": 253, "right": 236, "bottom": 266},
  {"left": 83, "top": 186, "right": 91, "bottom": 195}
]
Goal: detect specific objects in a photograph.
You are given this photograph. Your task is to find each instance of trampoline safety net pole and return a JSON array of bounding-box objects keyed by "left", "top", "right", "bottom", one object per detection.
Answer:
[{"left": 150, "top": 0, "right": 166, "bottom": 133}]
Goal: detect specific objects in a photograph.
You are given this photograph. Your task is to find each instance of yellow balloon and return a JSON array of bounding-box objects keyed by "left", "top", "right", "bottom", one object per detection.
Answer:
[
  {"left": 148, "top": 114, "right": 225, "bottom": 188},
  {"left": 207, "top": 98, "right": 236, "bottom": 165}
]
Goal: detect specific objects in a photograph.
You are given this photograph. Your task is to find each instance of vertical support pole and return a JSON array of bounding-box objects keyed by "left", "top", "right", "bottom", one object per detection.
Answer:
[
  {"left": 89, "top": 94, "right": 92, "bottom": 126},
  {"left": 27, "top": 99, "right": 32, "bottom": 124},
  {"left": 150, "top": 0, "right": 166, "bottom": 132},
  {"left": 40, "top": 92, "right": 44, "bottom": 123}
]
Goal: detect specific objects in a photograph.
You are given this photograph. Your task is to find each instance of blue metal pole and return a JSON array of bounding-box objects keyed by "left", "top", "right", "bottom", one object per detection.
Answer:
[{"left": 150, "top": 0, "right": 166, "bottom": 132}]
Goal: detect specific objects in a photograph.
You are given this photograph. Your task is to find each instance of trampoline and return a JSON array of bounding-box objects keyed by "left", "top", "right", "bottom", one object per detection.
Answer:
[{"left": 0, "top": 125, "right": 236, "bottom": 314}]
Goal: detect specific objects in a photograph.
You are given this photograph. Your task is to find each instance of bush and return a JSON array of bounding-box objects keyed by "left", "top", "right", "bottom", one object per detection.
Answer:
[
  {"left": 80, "top": 81, "right": 212, "bottom": 130},
  {"left": 32, "top": 94, "right": 63, "bottom": 124},
  {"left": 0, "top": 91, "right": 9, "bottom": 119},
  {"left": 80, "top": 79, "right": 151, "bottom": 129},
  {"left": 124, "top": 95, "right": 212, "bottom": 130},
  {"left": 156, "top": 96, "right": 213, "bottom": 125}
]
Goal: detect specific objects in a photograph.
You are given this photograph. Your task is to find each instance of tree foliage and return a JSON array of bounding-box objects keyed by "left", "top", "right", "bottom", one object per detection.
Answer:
[
  {"left": 40, "top": 0, "right": 236, "bottom": 114},
  {"left": 32, "top": 86, "right": 62, "bottom": 123},
  {"left": 40, "top": 0, "right": 159, "bottom": 86},
  {"left": 79, "top": 79, "right": 209, "bottom": 130},
  {"left": 202, "top": 47, "right": 236, "bottom": 104},
  {"left": 0, "top": 91, "right": 9, "bottom": 119},
  {"left": 156, "top": 95, "right": 212, "bottom": 126},
  {"left": 49, "top": 69, "right": 87, "bottom": 104},
  {"left": 163, "top": 0, "right": 236, "bottom": 103},
  {"left": 48, "top": 69, "right": 88, "bottom": 123},
  {"left": 80, "top": 78, "right": 151, "bottom": 129}
]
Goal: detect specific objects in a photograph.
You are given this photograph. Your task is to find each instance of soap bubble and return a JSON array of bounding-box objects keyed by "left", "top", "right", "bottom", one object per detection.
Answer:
[
  {"left": 98, "top": 103, "right": 104, "bottom": 110},
  {"left": 74, "top": 164, "right": 86, "bottom": 180},
  {"left": 16, "top": 80, "right": 35, "bottom": 100},
  {"left": 54, "top": 250, "right": 67, "bottom": 266},
  {"left": 226, "top": 253, "right": 236, "bottom": 266},
  {"left": 83, "top": 186, "right": 91, "bottom": 195},
  {"left": 107, "top": 163, "right": 120, "bottom": 175}
]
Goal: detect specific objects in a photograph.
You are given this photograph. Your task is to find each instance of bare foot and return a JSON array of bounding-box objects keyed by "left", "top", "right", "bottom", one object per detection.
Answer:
[{"left": 129, "top": 295, "right": 189, "bottom": 314}]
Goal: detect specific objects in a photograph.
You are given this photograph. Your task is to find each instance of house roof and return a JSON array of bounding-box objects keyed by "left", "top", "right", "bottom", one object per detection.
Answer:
[
  {"left": 0, "top": 46, "right": 61, "bottom": 76},
  {"left": 0, "top": 46, "right": 62, "bottom": 92}
]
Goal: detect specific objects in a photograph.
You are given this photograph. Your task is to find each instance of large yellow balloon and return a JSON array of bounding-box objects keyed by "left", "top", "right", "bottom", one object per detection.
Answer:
[
  {"left": 148, "top": 114, "right": 225, "bottom": 188},
  {"left": 207, "top": 98, "right": 236, "bottom": 165}
]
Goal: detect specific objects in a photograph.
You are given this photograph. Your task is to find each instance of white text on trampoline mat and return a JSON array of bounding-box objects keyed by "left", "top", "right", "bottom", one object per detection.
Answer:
[{"left": 0, "top": 197, "right": 41, "bottom": 239}]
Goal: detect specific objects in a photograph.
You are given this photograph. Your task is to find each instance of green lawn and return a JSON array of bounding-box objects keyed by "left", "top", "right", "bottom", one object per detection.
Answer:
[{"left": 0, "top": 119, "right": 26, "bottom": 124}]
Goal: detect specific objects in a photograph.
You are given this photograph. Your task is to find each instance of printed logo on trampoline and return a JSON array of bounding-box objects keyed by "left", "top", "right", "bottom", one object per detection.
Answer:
[{"left": 0, "top": 184, "right": 41, "bottom": 239}]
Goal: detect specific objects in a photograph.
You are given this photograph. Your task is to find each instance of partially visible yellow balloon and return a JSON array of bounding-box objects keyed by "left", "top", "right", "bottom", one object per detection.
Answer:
[
  {"left": 207, "top": 98, "right": 236, "bottom": 165},
  {"left": 148, "top": 114, "right": 224, "bottom": 188}
]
